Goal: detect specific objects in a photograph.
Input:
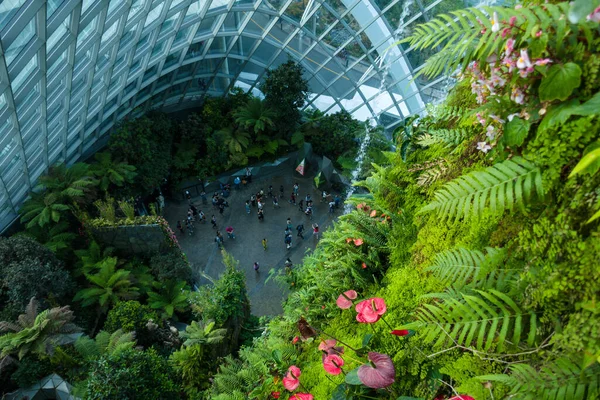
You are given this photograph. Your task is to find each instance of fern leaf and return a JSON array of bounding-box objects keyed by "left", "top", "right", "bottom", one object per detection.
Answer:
[
  {"left": 478, "top": 358, "right": 600, "bottom": 400},
  {"left": 420, "top": 157, "right": 543, "bottom": 222},
  {"left": 403, "top": 289, "right": 537, "bottom": 352},
  {"left": 428, "top": 247, "right": 506, "bottom": 287}
]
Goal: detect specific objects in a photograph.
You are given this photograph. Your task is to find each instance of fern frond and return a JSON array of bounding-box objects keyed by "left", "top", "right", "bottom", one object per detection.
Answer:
[
  {"left": 419, "top": 157, "right": 544, "bottom": 222},
  {"left": 417, "top": 166, "right": 448, "bottom": 187},
  {"left": 417, "top": 129, "right": 470, "bottom": 147},
  {"left": 404, "top": 4, "right": 570, "bottom": 79},
  {"left": 427, "top": 247, "right": 506, "bottom": 287},
  {"left": 478, "top": 358, "right": 600, "bottom": 399},
  {"left": 403, "top": 289, "right": 537, "bottom": 352}
]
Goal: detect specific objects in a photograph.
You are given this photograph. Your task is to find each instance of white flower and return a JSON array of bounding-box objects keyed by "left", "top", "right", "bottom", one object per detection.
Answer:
[
  {"left": 477, "top": 142, "right": 492, "bottom": 153},
  {"left": 507, "top": 113, "right": 519, "bottom": 122},
  {"left": 491, "top": 12, "right": 500, "bottom": 32},
  {"left": 516, "top": 49, "right": 532, "bottom": 69},
  {"left": 490, "top": 114, "right": 505, "bottom": 123},
  {"left": 486, "top": 125, "right": 496, "bottom": 140}
]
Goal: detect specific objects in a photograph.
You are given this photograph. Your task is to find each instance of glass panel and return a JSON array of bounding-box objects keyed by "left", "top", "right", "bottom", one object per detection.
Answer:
[
  {"left": 101, "top": 20, "right": 119, "bottom": 44},
  {"left": 144, "top": 3, "right": 164, "bottom": 27},
  {"left": 128, "top": 0, "right": 146, "bottom": 21},
  {"left": 183, "top": 0, "right": 203, "bottom": 23},
  {"left": 48, "top": 14, "right": 70, "bottom": 52},
  {"left": 107, "top": 0, "right": 121, "bottom": 17},
  {"left": 173, "top": 25, "right": 190, "bottom": 45},
  {"left": 171, "top": 0, "right": 185, "bottom": 9},
  {"left": 47, "top": 0, "right": 64, "bottom": 19},
  {"left": 12, "top": 56, "right": 37, "bottom": 91},
  {"left": 159, "top": 11, "right": 180, "bottom": 35},
  {"left": 0, "top": 0, "right": 27, "bottom": 30},
  {"left": 195, "top": 16, "right": 216, "bottom": 36},
  {"left": 77, "top": 16, "right": 98, "bottom": 46},
  {"left": 82, "top": 0, "right": 95, "bottom": 14},
  {"left": 4, "top": 17, "right": 35, "bottom": 65}
]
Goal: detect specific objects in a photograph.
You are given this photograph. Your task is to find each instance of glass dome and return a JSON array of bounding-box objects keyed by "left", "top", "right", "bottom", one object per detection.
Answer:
[{"left": 0, "top": 0, "right": 468, "bottom": 230}]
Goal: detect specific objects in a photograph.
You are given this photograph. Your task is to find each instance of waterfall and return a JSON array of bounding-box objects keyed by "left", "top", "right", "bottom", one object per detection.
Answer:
[{"left": 344, "top": 119, "right": 375, "bottom": 213}]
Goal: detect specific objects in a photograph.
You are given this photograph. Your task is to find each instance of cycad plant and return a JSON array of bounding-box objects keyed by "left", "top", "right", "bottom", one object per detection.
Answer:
[
  {"left": 90, "top": 152, "right": 137, "bottom": 192},
  {"left": 0, "top": 298, "right": 81, "bottom": 370},
  {"left": 180, "top": 320, "right": 227, "bottom": 347},
  {"left": 19, "top": 192, "right": 71, "bottom": 229},
  {"left": 234, "top": 97, "right": 276, "bottom": 135},
  {"left": 147, "top": 280, "right": 189, "bottom": 319},
  {"left": 74, "top": 329, "right": 136, "bottom": 361}
]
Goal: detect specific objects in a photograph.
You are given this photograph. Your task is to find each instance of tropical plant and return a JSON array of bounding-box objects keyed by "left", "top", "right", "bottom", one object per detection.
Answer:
[
  {"left": 74, "top": 329, "right": 136, "bottom": 361},
  {"left": 19, "top": 192, "right": 72, "bottom": 229},
  {"left": 234, "top": 97, "right": 276, "bottom": 135},
  {"left": 478, "top": 357, "right": 600, "bottom": 400},
  {"left": 37, "top": 163, "right": 97, "bottom": 204},
  {"left": 90, "top": 152, "right": 137, "bottom": 192},
  {"left": 147, "top": 280, "right": 189, "bottom": 319},
  {"left": 74, "top": 257, "right": 139, "bottom": 312},
  {"left": 216, "top": 126, "right": 251, "bottom": 155},
  {"left": 420, "top": 157, "right": 544, "bottom": 222},
  {"left": 180, "top": 320, "right": 227, "bottom": 347},
  {"left": 19, "top": 220, "right": 76, "bottom": 253},
  {"left": 0, "top": 298, "right": 81, "bottom": 369}
]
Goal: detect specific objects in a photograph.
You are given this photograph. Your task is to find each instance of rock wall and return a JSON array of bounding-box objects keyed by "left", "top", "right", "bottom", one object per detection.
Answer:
[{"left": 91, "top": 224, "right": 168, "bottom": 256}]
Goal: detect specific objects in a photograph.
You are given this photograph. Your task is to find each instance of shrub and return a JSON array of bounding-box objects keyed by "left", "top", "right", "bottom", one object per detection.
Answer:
[
  {"left": 149, "top": 251, "right": 193, "bottom": 283},
  {"left": 104, "top": 301, "right": 159, "bottom": 347}
]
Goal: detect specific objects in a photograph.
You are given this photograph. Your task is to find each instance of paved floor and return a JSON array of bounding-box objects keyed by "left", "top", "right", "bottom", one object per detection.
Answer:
[{"left": 164, "top": 169, "right": 340, "bottom": 316}]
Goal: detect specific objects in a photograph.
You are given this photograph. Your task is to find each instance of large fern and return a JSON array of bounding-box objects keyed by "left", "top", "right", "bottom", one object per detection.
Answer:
[
  {"left": 417, "top": 128, "right": 470, "bottom": 147},
  {"left": 427, "top": 247, "right": 506, "bottom": 287},
  {"left": 402, "top": 289, "right": 537, "bottom": 352},
  {"left": 478, "top": 358, "right": 600, "bottom": 399},
  {"left": 403, "top": 4, "right": 571, "bottom": 79},
  {"left": 419, "top": 157, "right": 544, "bottom": 222}
]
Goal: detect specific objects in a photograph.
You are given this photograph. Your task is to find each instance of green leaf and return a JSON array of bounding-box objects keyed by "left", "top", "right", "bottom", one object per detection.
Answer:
[
  {"left": 345, "top": 368, "right": 362, "bottom": 385},
  {"left": 539, "top": 63, "right": 582, "bottom": 102},
  {"left": 272, "top": 349, "right": 282, "bottom": 364},
  {"left": 572, "top": 91, "right": 600, "bottom": 116},
  {"left": 569, "top": 147, "right": 600, "bottom": 178},
  {"left": 361, "top": 333, "right": 374, "bottom": 348},
  {"left": 504, "top": 118, "right": 530, "bottom": 147},
  {"left": 568, "top": 0, "right": 600, "bottom": 23},
  {"left": 538, "top": 99, "right": 581, "bottom": 132},
  {"left": 332, "top": 383, "right": 350, "bottom": 400}
]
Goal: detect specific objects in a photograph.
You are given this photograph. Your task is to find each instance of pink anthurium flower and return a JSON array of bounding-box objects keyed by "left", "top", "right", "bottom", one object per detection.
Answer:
[
  {"left": 336, "top": 290, "right": 357, "bottom": 309},
  {"left": 318, "top": 339, "right": 337, "bottom": 351},
  {"left": 282, "top": 365, "right": 301, "bottom": 391},
  {"left": 370, "top": 210, "right": 377, "bottom": 217},
  {"left": 323, "top": 354, "right": 344, "bottom": 375},
  {"left": 355, "top": 298, "right": 387, "bottom": 323},
  {"left": 587, "top": 6, "right": 600, "bottom": 22},
  {"left": 292, "top": 336, "right": 299, "bottom": 344},
  {"left": 353, "top": 238, "right": 364, "bottom": 246},
  {"left": 290, "top": 394, "right": 314, "bottom": 400},
  {"left": 450, "top": 396, "right": 476, "bottom": 400},
  {"left": 357, "top": 352, "right": 396, "bottom": 389}
]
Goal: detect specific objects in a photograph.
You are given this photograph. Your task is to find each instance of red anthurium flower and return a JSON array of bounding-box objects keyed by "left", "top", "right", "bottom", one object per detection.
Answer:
[
  {"left": 356, "top": 298, "right": 387, "bottom": 323},
  {"left": 292, "top": 336, "right": 299, "bottom": 344},
  {"left": 336, "top": 290, "right": 357, "bottom": 309},
  {"left": 290, "top": 394, "right": 314, "bottom": 400},
  {"left": 390, "top": 330, "right": 409, "bottom": 336},
  {"left": 271, "top": 392, "right": 281, "bottom": 398},
  {"left": 362, "top": 262, "right": 367, "bottom": 269},
  {"left": 353, "top": 238, "right": 364, "bottom": 246},
  {"left": 318, "top": 339, "right": 337, "bottom": 351},
  {"left": 370, "top": 210, "right": 377, "bottom": 217},
  {"left": 357, "top": 352, "right": 396, "bottom": 389},
  {"left": 323, "top": 354, "right": 344, "bottom": 375},
  {"left": 450, "top": 396, "right": 475, "bottom": 400},
  {"left": 282, "top": 365, "right": 301, "bottom": 391}
]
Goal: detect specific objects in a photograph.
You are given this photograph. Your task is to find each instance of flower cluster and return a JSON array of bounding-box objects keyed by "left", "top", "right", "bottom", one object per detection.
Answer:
[
  {"left": 282, "top": 365, "right": 314, "bottom": 399},
  {"left": 345, "top": 237, "right": 364, "bottom": 246}
]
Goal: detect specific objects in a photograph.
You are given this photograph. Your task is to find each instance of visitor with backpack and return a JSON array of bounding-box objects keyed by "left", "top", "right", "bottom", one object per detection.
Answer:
[{"left": 296, "top": 223, "right": 304, "bottom": 239}]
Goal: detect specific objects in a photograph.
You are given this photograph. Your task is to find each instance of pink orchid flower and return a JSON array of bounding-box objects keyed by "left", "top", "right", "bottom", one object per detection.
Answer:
[
  {"left": 336, "top": 290, "right": 357, "bottom": 309},
  {"left": 477, "top": 142, "right": 492, "bottom": 153},
  {"left": 323, "top": 354, "right": 344, "bottom": 375},
  {"left": 535, "top": 58, "right": 552, "bottom": 66},
  {"left": 353, "top": 238, "right": 364, "bottom": 246},
  {"left": 357, "top": 352, "right": 396, "bottom": 389},
  {"left": 504, "top": 38, "right": 515, "bottom": 57},
  {"left": 516, "top": 49, "right": 532, "bottom": 69},
  {"left": 355, "top": 298, "right": 387, "bottom": 323},
  {"left": 282, "top": 365, "right": 301, "bottom": 391}
]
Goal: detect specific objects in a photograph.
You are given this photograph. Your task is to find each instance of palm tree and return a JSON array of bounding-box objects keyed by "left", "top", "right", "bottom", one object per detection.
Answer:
[
  {"left": 0, "top": 298, "right": 81, "bottom": 370},
  {"left": 74, "top": 257, "right": 139, "bottom": 311},
  {"left": 180, "top": 320, "right": 227, "bottom": 347},
  {"left": 234, "top": 97, "right": 276, "bottom": 135},
  {"left": 216, "top": 126, "right": 251, "bottom": 155},
  {"left": 147, "top": 280, "right": 189, "bottom": 319},
  {"left": 90, "top": 152, "right": 137, "bottom": 192},
  {"left": 74, "top": 329, "right": 136, "bottom": 361}
]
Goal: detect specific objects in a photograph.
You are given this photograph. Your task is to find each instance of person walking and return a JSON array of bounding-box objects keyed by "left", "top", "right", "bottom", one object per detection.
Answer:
[
  {"left": 273, "top": 196, "right": 279, "bottom": 208},
  {"left": 245, "top": 200, "right": 251, "bottom": 214},
  {"left": 285, "top": 233, "right": 292, "bottom": 250},
  {"left": 176, "top": 220, "right": 185, "bottom": 235},
  {"left": 262, "top": 238, "right": 268, "bottom": 251},
  {"left": 305, "top": 205, "right": 313, "bottom": 220},
  {"left": 329, "top": 200, "right": 336, "bottom": 214},
  {"left": 298, "top": 199, "right": 304, "bottom": 212},
  {"left": 157, "top": 194, "right": 165, "bottom": 214},
  {"left": 258, "top": 209, "right": 265, "bottom": 221},
  {"left": 286, "top": 218, "right": 293, "bottom": 231},
  {"left": 215, "top": 232, "right": 223, "bottom": 249},
  {"left": 186, "top": 219, "right": 194, "bottom": 235},
  {"left": 226, "top": 226, "right": 236, "bottom": 239},
  {"left": 296, "top": 223, "right": 304, "bottom": 239},
  {"left": 268, "top": 185, "right": 274, "bottom": 198},
  {"left": 211, "top": 215, "right": 217, "bottom": 229},
  {"left": 334, "top": 194, "right": 341, "bottom": 209},
  {"left": 321, "top": 190, "right": 328, "bottom": 203},
  {"left": 200, "top": 191, "right": 208, "bottom": 205},
  {"left": 251, "top": 194, "right": 257, "bottom": 207},
  {"left": 293, "top": 183, "right": 299, "bottom": 196},
  {"left": 290, "top": 192, "right": 296, "bottom": 205},
  {"left": 312, "top": 223, "right": 320, "bottom": 240},
  {"left": 218, "top": 202, "right": 225, "bottom": 215},
  {"left": 305, "top": 194, "right": 311, "bottom": 203},
  {"left": 198, "top": 210, "right": 206, "bottom": 223},
  {"left": 253, "top": 262, "right": 260, "bottom": 272},
  {"left": 280, "top": 185, "right": 285, "bottom": 199},
  {"left": 234, "top": 176, "right": 241, "bottom": 190}
]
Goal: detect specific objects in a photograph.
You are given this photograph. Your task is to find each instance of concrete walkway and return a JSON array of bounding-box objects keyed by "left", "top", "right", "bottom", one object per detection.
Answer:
[{"left": 164, "top": 169, "right": 340, "bottom": 316}]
